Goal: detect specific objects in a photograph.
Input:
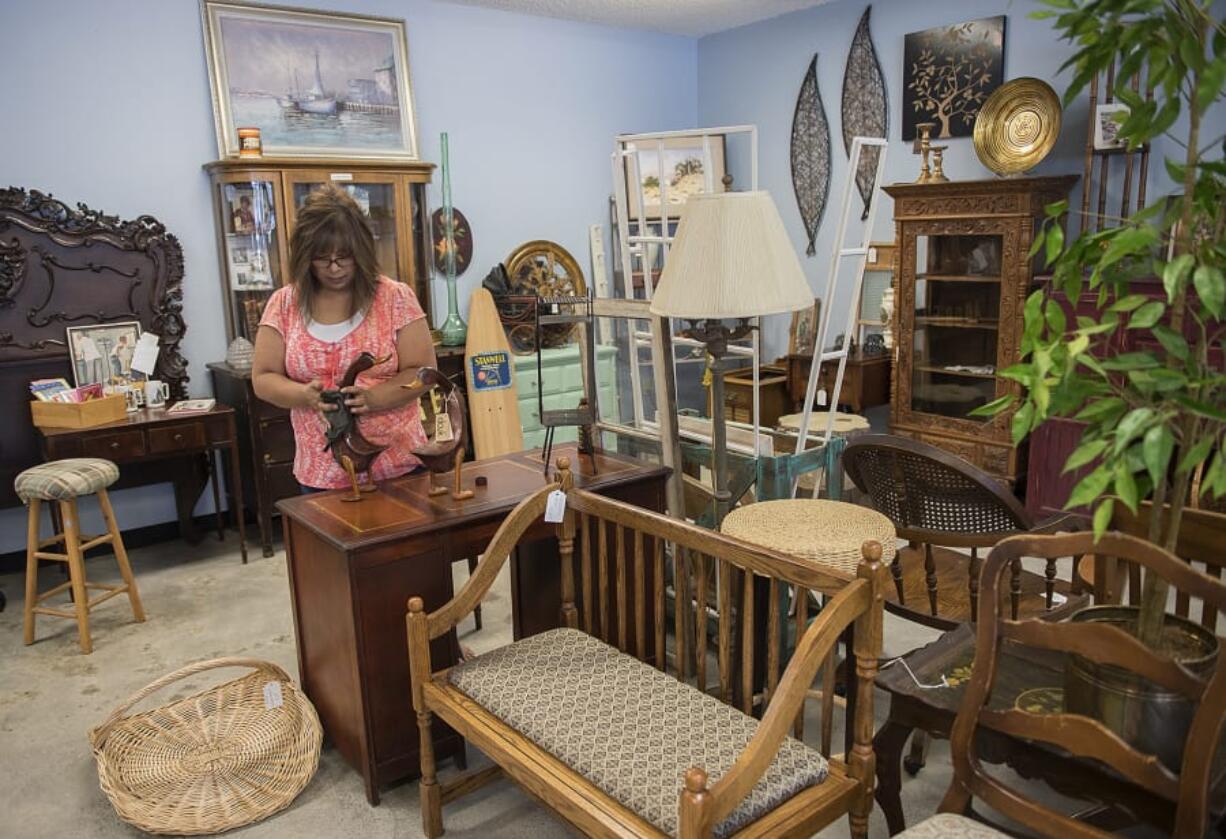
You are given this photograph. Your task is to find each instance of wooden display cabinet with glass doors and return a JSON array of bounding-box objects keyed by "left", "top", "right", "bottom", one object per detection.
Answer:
[
  {"left": 882, "top": 177, "right": 1076, "bottom": 487},
  {"left": 204, "top": 158, "right": 435, "bottom": 343},
  {"left": 203, "top": 157, "right": 434, "bottom": 556}
]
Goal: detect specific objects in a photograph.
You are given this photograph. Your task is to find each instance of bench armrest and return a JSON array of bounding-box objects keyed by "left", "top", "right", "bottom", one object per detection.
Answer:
[{"left": 689, "top": 548, "right": 887, "bottom": 834}]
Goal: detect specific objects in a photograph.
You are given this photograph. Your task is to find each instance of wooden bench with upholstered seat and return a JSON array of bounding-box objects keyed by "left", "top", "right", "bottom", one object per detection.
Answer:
[{"left": 407, "top": 458, "right": 887, "bottom": 839}]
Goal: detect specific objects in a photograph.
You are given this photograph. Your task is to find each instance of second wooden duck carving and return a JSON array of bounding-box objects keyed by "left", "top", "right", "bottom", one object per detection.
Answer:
[{"left": 411, "top": 366, "right": 474, "bottom": 501}]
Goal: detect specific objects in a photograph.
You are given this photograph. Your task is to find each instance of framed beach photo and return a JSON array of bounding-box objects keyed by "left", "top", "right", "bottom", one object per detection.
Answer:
[
  {"left": 66, "top": 321, "right": 146, "bottom": 389},
  {"left": 622, "top": 134, "right": 726, "bottom": 220},
  {"left": 202, "top": 0, "right": 420, "bottom": 160}
]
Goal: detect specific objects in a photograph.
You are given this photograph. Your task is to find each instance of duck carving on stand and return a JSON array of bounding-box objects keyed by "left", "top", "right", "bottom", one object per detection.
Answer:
[
  {"left": 408, "top": 367, "right": 474, "bottom": 501},
  {"left": 321, "top": 351, "right": 392, "bottom": 501}
]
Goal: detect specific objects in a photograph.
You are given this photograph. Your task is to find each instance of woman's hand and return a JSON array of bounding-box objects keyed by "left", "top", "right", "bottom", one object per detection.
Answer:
[
  {"left": 341, "top": 384, "right": 376, "bottom": 415},
  {"left": 301, "top": 379, "right": 337, "bottom": 413}
]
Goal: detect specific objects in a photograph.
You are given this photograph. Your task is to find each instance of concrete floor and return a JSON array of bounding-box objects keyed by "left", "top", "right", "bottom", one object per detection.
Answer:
[{"left": 0, "top": 526, "right": 1150, "bottom": 839}]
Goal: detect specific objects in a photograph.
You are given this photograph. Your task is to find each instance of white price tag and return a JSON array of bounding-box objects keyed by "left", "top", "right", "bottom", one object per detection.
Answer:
[
  {"left": 817, "top": 388, "right": 828, "bottom": 407},
  {"left": 434, "top": 413, "right": 454, "bottom": 443},
  {"left": 263, "top": 681, "right": 284, "bottom": 710},
  {"left": 131, "top": 332, "right": 160, "bottom": 377},
  {"left": 1051, "top": 591, "right": 1067, "bottom": 606},
  {"left": 544, "top": 489, "right": 567, "bottom": 523}
]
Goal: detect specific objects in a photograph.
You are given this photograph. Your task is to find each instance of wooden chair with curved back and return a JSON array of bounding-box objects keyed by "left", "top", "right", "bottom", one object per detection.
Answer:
[
  {"left": 905, "top": 530, "right": 1226, "bottom": 838},
  {"left": 843, "top": 434, "right": 1083, "bottom": 629}
]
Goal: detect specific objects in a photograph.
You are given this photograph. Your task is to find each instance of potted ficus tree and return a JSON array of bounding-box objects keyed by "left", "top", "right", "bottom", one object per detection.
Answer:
[{"left": 975, "top": 0, "right": 1224, "bottom": 764}]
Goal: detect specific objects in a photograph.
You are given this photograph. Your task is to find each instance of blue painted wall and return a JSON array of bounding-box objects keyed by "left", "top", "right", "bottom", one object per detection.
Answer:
[
  {"left": 0, "top": 0, "right": 696, "bottom": 551},
  {"left": 1, "top": 0, "right": 1218, "bottom": 548},
  {"left": 697, "top": 0, "right": 1223, "bottom": 359}
]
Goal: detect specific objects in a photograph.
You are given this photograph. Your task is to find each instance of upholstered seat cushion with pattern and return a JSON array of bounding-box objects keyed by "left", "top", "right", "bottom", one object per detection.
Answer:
[
  {"left": 448, "top": 628, "right": 828, "bottom": 839},
  {"left": 15, "top": 458, "right": 119, "bottom": 502},
  {"left": 897, "top": 813, "right": 1009, "bottom": 837}
]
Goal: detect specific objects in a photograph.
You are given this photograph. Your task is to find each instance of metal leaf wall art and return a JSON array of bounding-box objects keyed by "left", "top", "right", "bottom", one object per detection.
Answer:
[
  {"left": 842, "top": 6, "right": 888, "bottom": 220},
  {"left": 791, "top": 54, "right": 831, "bottom": 257}
]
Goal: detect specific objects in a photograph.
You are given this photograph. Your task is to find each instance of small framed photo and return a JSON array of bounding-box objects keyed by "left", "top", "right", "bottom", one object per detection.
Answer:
[
  {"left": 1094, "top": 103, "right": 1130, "bottom": 150},
  {"left": 788, "top": 299, "right": 822, "bottom": 357},
  {"left": 622, "top": 134, "right": 726, "bottom": 220},
  {"left": 66, "top": 321, "right": 146, "bottom": 388}
]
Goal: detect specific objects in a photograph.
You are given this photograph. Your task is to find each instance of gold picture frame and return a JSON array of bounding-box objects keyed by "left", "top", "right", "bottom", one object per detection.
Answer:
[{"left": 202, "top": 0, "right": 420, "bottom": 160}]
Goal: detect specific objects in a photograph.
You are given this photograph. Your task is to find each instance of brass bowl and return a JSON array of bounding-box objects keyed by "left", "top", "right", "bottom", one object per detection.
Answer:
[{"left": 973, "top": 78, "right": 1062, "bottom": 176}]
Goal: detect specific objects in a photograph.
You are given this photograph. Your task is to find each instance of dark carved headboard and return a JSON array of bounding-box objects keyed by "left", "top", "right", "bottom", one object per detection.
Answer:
[{"left": 0, "top": 187, "right": 188, "bottom": 507}]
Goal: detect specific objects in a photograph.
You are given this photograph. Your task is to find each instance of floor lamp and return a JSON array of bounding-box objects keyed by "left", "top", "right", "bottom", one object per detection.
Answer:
[{"left": 649, "top": 191, "right": 814, "bottom": 526}]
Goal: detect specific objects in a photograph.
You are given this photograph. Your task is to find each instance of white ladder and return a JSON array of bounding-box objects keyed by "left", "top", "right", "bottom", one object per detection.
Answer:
[{"left": 791, "top": 137, "right": 889, "bottom": 482}]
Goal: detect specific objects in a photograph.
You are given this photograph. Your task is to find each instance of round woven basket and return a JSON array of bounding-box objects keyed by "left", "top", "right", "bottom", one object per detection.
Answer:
[{"left": 89, "top": 658, "right": 322, "bottom": 836}]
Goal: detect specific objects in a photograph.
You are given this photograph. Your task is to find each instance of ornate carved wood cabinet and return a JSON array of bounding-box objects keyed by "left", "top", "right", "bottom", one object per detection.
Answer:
[
  {"left": 882, "top": 176, "right": 1076, "bottom": 487},
  {"left": 203, "top": 159, "right": 435, "bottom": 551}
]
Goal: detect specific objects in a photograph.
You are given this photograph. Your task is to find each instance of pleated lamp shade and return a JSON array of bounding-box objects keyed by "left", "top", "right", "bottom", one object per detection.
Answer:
[{"left": 649, "top": 191, "right": 812, "bottom": 319}]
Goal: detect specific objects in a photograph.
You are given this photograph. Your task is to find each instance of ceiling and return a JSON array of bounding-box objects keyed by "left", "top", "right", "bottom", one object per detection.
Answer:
[{"left": 435, "top": 0, "right": 833, "bottom": 37}]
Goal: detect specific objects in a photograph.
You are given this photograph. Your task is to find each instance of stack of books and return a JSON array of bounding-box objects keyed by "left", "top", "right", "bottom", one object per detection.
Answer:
[{"left": 29, "top": 378, "right": 104, "bottom": 403}]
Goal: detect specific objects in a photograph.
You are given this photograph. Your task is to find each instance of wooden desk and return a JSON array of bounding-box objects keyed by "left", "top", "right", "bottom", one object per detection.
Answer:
[
  {"left": 784, "top": 351, "right": 890, "bottom": 414},
  {"left": 276, "top": 444, "right": 668, "bottom": 804},
  {"left": 36, "top": 405, "right": 248, "bottom": 563}
]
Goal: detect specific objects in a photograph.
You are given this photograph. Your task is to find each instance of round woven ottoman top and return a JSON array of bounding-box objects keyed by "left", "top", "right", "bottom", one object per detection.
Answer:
[
  {"left": 15, "top": 457, "right": 119, "bottom": 502},
  {"left": 722, "top": 499, "right": 896, "bottom": 575},
  {"left": 778, "top": 412, "right": 870, "bottom": 436}
]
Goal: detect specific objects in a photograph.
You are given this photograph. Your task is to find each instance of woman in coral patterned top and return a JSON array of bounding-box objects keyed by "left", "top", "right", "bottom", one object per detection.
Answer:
[{"left": 251, "top": 184, "right": 437, "bottom": 490}]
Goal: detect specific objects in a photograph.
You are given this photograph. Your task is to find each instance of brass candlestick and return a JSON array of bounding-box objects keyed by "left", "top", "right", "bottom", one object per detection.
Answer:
[
  {"left": 930, "top": 145, "right": 950, "bottom": 183},
  {"left": 914, "top": 122, "right": 936, "bottom": 183}
]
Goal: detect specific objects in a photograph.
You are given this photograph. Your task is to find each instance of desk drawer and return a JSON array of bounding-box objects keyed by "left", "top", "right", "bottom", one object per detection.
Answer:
[
  {"left": 148, "top": 424, "right": 205, "bottom": 454},
  {"left": 259, "top": 419, "right": 295, "bottom": 464},
  {"left": 83, "top": 430, "right": 146, "bottom": 460}
]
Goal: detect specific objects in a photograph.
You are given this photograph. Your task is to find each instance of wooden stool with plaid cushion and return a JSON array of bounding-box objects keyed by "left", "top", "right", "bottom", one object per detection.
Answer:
[{"left": 17, "top": 458, "right": 145, "bottom": 654}]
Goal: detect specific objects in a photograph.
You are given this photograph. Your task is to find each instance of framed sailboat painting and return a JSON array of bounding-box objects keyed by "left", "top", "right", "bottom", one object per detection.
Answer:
[{"left": 202, "top": 1, "right": 420, "bottom": 160}]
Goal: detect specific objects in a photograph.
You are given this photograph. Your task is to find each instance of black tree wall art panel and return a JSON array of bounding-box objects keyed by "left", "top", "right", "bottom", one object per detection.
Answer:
[{"left": 902, "top": 16, "right": 1006, "bottom": 141}]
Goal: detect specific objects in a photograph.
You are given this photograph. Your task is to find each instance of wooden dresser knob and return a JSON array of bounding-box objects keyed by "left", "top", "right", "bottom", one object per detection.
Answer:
[
  {"left": 173, "top": 432, "right": 184, "bottom": 443},
  {"left": 110, "top": 441, "right": 120, "bottom": 451},
  {"left": 263, "top": 454, "right": 272, "bottom": 464}
]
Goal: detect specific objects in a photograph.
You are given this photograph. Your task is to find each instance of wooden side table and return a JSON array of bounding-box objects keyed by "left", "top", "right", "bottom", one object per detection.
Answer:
[
  {"left": 36, "top": 405, "right": 248, "bottom": 564},
  {"left": 784, "top": 351, "right": 890, "bottom": 413},
  {"left": 874, "top": 624, "right": 1226, "bottom": 835}
]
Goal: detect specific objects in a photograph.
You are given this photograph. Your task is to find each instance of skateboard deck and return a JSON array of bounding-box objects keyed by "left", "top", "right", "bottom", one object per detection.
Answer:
[{"left": 465, "top": 288, "right": 524, "bottom": 460}]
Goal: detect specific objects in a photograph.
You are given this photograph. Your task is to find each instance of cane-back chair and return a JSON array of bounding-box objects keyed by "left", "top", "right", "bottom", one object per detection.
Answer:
[{"left": 843, "top": 434, "right": 1082, "bottom": 628}]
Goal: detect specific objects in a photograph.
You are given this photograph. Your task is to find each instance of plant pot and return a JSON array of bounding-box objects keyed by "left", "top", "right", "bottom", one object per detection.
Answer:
[{"left": 1063, "top": 605, "right": 1218, "bottom": 771}]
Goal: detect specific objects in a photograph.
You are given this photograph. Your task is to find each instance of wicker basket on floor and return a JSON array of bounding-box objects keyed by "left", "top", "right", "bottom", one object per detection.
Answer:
[{"left": 89, "top": 657, "right": 322, "bottom": 835}]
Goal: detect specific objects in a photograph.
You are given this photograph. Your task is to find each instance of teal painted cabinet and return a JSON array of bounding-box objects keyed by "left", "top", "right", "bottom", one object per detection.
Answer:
[{"left": 514, "top": 345, "right": 618, "bottom": 450}]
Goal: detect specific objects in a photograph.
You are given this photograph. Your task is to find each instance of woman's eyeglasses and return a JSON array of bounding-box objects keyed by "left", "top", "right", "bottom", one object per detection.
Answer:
[{"left": 312, "top": 254, "right": 354, "bottom": 269}]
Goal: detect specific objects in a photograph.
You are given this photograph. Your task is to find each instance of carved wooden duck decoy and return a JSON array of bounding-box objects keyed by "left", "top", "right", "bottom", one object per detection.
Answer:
[
  {"left": 321, "top": 351, "right": 392, "bottom": 483},
  {"left": 411, "top": 367, "right": 474, "bottom": 500}
]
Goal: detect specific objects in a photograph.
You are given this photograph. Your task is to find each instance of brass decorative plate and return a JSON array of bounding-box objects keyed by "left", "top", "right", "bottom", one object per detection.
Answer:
[
  {"left": 973, "top": 78, "right": 1062, "bottom": 176},
  {"left": 504, "top": 240, "right": 587, "bottom": 354}
]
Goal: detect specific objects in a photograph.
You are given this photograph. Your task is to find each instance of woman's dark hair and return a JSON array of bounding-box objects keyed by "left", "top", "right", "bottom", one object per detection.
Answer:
[{"left": 288, "top": 184, "right": 380, "bottom": 320}]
